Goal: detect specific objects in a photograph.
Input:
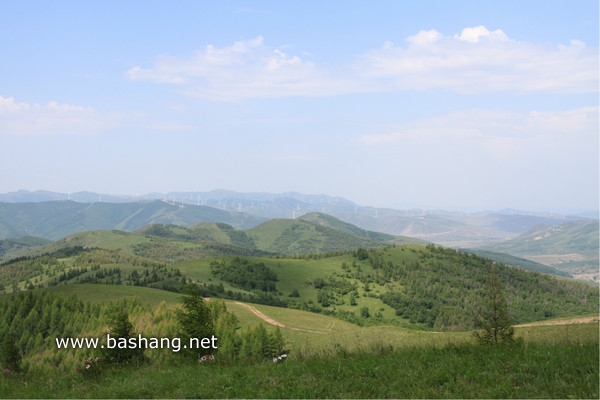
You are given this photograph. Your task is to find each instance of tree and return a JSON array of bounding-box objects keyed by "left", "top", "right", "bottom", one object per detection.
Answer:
[
  {"left": 1, "top": 336, "right": 21, "bottom": 372},
  {"left": 103, "top": 307, "right": 145, "bottom": 364},
  {"left": 472, "top": 266, "right": 515, "bottom": 346},
  {"left": 360, "top": 306, "right": 370, "bottom": 318},
  {"left": 175, "top": 285, "right": 214, "bottom": 358}
]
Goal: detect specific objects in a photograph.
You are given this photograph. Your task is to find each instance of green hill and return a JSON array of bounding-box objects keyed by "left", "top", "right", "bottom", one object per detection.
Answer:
[
  {"left": 136, "top": 222, "right": 258, "bottom": 250},
  {"left": 246, "top": 218, "right": 387, "bottom": 255},
  {"left": 298, "top": 212, "right": 397, "bottom": 241},
  {"left": 0, "top": 200, "right": 266, "bottom": 240},
  {"left": 2, "top": 241, "right": 598, "bottom": 333},
  {"left": 177, "top": 245, "right": 598, "bottom": 331}
]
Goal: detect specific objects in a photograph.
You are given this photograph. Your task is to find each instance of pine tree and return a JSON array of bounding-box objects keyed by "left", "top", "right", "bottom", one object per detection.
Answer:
[
  {"left": 103, "top": 307, "right": 145, "bottom": 364},
  {"left": 473, "top": 266, "right": 515, "bottom": 345},
  {"left": 175, "top": 285, "right": 214, "bottom": 358},
  {"left": 1, "top": 336, "right": 21, "bottom": 372}
]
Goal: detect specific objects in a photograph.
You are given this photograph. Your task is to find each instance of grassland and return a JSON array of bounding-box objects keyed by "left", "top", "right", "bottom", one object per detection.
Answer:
[
  {"left": 1, "top": 279, "right": 598, "bottom": 399},
  {"left": 0, "top": 282, "right": 597, "bottom": 398}
]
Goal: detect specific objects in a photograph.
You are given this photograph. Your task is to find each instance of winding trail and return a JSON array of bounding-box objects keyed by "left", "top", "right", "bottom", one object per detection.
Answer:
[{"left": 233, "top": 302, "right": 331, "bottom": 334}]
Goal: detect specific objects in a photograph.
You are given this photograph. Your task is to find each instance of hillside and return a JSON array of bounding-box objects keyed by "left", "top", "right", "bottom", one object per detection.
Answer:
[
  {"left": 246, "top": 218, "right": 390, "bottom": 255},
  {"left": 482, "top": 220, "right": 599, "bottom": 281},
  {"left": 463, "top": 249, "right": 571, "bottom": 278},
  {"left": 0, "top": 200, "right": 266, "bottom": 240},
  {"left": 0, "top": 236, "right": 52, "bottom": 261},
  {"left": 5, "top": 238, "right": 596, "bottom": 333},
  {"left": 298, "top": 212, "right": 397, "bottom": 241}
]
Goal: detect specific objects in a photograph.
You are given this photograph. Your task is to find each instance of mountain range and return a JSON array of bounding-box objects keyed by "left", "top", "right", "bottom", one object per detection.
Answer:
[
  {"left": 1, "top": 190, "right": 593, "bottom": 244},
  {"left": 0, "top": 190, "right": 597, "bottom": 282}
]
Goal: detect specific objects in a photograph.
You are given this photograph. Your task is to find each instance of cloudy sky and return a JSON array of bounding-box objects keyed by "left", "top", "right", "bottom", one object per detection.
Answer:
[{"left": 1, "top": 1, "right": 598, "bottom": 212}]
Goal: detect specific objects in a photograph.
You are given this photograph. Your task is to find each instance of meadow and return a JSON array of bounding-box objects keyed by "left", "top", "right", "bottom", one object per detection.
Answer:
[{"left": 0, "top": 287, "right": 597, "bottom": 399}]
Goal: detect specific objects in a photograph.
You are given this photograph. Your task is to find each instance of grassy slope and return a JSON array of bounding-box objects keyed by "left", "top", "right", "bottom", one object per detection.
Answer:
[
  {"left": 13, "top": 283, "right": 598, "bottom": 354},
  {"left": 176, "top": 245, "right": 598, "bottom": 328},
  {"left": 5, "top": 241, "right": 597, "bottom": 329},
  {"left": 1, "top": 284, "right": 598, "bottom": 399}
]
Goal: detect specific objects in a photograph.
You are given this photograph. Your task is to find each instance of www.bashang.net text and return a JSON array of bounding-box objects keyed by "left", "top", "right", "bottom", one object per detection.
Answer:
[{"left": 55, "top": 334, "right": 218, "bottom": 353}]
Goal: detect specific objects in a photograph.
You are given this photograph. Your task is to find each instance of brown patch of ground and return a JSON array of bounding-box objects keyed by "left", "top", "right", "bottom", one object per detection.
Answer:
[{"left": 516, "top": 315, "right": 599, "bottom": 327}]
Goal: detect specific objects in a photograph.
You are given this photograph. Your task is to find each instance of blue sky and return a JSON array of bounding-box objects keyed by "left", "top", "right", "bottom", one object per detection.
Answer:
[{"left": 1, "top": 1, "right": 598, "bottom": 211}]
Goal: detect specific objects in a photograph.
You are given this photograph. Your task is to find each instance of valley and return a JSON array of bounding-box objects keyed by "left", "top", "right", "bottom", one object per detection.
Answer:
[{"left": 0, "top": 194, "right": 597, "bottom": 398}]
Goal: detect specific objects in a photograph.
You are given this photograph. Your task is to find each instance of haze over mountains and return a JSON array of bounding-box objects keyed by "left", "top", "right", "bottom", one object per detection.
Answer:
[
  {"left": 0, "top": 189, "right": 597, "bottom": 282},
  {"left": 0, "top": 189, "right": 596, "bottom": 246}
]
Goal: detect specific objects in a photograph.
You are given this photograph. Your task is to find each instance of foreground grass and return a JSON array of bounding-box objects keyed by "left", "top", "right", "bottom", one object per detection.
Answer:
[{"left": 2, "top": 339, "right": 597, "bottom": 399}]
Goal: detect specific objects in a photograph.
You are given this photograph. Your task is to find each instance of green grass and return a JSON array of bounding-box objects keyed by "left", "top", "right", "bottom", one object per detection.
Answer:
[
  {"left": 1, "top": 282, "right": 597, "bottom": 398},
  {"left": 2, "top": 336, "right": 597, "bottom": 399},
  {"left": 44, "top": 284, "right": 184, "bottom": 308}
]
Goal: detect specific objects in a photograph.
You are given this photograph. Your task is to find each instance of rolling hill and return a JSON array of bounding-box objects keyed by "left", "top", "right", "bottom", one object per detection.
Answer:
[
  {"left": 2, "top": 191, "right": 593, "bottom": 249},
  {"left": 3, "top": 242, "right": 597, "bottom": 332},
  {"left": 245, "top": 218, "right": 392, "bottom": 255},
  {"left": 0, "top": 200, "right": 266, "bottom": 240},
  {"left": 482, "top": 220, "right": 599, "bottom": 280}
]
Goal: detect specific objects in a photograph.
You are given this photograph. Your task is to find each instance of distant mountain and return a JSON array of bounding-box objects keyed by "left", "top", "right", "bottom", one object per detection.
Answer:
[
  {"left": 135, "top": 214, "right": 418, "bottom": 257},
  {"left": 7, "top": 214, "right": 418, "bottom": 263},
  {"left": 481, "top": 220, "right": 599, "bottom": 280},
  {"left": 464, "top": 249, "right": 571, "bottom": 278},
  {"left": 485, "top": 220, "right": 599, "bottom": 258},
  {"left": 333, "top": 211, "right": 590, "bottom": 247},
  {"left": 1, "top": 190, "right": 595, "bottom": 248},
  {"left": 0, "top": 200, "right": 266, "bottom": 240}
]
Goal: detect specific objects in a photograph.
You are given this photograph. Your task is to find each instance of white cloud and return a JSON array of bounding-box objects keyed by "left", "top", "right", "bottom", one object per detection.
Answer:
[
  {"left": 357, "top": 26, "right": 598, "bottom": 94},
  {"left": 456, "top": 25, "right": 508, "bottom": 42},
  {"left": 126, "top": 36, "right": 354, "bottom": 101},
  {"left": 126, "top": 26, "right": 599, "bottom": 101},
  {"left": 0, "top": 95, "right": 102, "bottom": 135},
  {"left": 127, "top": 27, "right": 598, "bottom": 100}
]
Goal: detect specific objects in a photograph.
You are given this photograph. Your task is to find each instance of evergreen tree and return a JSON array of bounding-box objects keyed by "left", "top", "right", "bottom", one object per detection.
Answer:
[
  {"left": 103, "top": 307, "right": 145, "bottom": 364},
  {"left": 1, "top": 336, "right": 21, "bottom": 372},
  {"left": 175, "top": 285, "right": 214, "bottom": 358},
  {"left": 473, "top": 266, "right": 515, "bottom": 346}
]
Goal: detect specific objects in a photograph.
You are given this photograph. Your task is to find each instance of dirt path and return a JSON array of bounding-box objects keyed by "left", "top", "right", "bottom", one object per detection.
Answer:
[
  {"left": 516, "top": 315, "right": 599, "bottom": 327},
  {"left": 233, "top": 302, "right": 330, "bottom": 334}
]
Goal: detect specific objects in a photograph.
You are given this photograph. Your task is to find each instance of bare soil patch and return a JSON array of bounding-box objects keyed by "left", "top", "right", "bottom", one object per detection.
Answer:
[{"left": 516, "top": 315, "right": 599, "bottom": 327}]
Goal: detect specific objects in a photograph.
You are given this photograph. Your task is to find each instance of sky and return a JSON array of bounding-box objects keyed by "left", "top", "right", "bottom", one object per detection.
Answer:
[{"left": 0, "top": 1, "right": 598, "bottom": 212}]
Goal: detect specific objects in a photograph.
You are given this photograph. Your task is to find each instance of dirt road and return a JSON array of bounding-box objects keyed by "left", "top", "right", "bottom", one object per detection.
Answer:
[{"left": 233, "top": 302, "right": 330, "bottom": 333}]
